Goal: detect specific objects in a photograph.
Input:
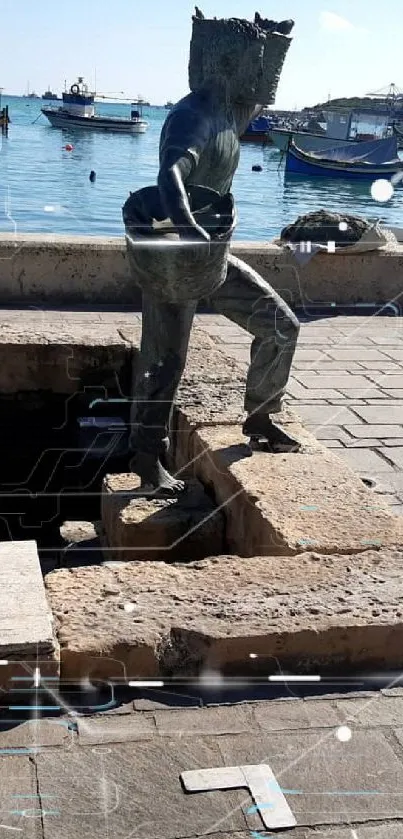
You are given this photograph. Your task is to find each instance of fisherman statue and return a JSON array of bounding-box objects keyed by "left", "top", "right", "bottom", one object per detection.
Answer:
[{"left": 123, "top": 9, "right": 300, "bottom": 495}]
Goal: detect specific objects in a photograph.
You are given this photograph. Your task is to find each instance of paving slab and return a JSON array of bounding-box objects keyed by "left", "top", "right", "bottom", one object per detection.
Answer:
[
  {"left": 251, "top": 699, "right": 341, "bottom": 731},
  {"left": 345, "top": 425, "right": 403, "bottom": 438},
  {"left": 0, "top": 540, "right": 59, "bottom": 689},
  {"left": 45, "top": 549, "right": 403, "bottom": 680},
  {"left": 76, "top": 713, "right": 156, "bottom": 744},
  {"left": 35, "top": 738, "right": 246, "bottom": 839},
  {"left": 334, "top": 695, "right": 403, "bottom": 727},
  {"left": 180, "top": 421, "right": 403, "bottom": 556},
  {"left": 154, "top": 705, "right": 256, "bottom": 736},
  {"left": 173, "top": 830, "right": 403, "bottom": 839},
  {"left": 216, "top": 729, "right": 403, "bottom": 828},
  {"left": 101, "top": 475, "right": 224, "bottom": 562},
  {"left": 0, "top": 718, "right": 71, "bottom": 749},
  {"left": 380, "top": 448, "right": 403, "bottom": 468},
  {"left": 0, "top": 755, "right": 40, "bottom": 837},
  {"left": 353, "top": 406, "right": 403, "bottom": 424},
  {"left": 333, "top": 449, "right": 395, "bottom": 473}
]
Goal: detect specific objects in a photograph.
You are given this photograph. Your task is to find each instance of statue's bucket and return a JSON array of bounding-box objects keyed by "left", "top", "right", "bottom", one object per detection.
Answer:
[{"left": 123, "top": 185, "right": 236, "bottom": 302}]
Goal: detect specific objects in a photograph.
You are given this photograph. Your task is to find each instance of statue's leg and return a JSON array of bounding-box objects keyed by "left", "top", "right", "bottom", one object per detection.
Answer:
[
  {"left": 209, "top": 254, "right": 301, "bottom": 451},
  {"left": 130, "top": 292, "right": 197, "bottom": 492}
]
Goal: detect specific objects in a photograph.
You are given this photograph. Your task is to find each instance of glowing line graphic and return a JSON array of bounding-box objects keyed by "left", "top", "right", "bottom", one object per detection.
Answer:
[{"left": 268, "top": 675, "right": 321, "bottom": 682}]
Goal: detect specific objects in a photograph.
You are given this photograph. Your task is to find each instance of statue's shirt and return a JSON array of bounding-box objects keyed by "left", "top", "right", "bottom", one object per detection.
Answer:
[{"left": 159, "top": 93, "right": 241, "bottom": 196}]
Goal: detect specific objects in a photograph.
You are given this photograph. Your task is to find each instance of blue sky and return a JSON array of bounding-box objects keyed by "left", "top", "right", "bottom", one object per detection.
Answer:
[{"left": 1, "top": 0, "right": 401, "bottom": 108}]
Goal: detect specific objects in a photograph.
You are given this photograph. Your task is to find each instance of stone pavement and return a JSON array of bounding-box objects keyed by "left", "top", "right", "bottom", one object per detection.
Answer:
[
  {"left": 196, "top": 313, "right": 403, "bottom": 516},
  {"left": 1, "top": 689, "right": 403, "bottom": 837}
]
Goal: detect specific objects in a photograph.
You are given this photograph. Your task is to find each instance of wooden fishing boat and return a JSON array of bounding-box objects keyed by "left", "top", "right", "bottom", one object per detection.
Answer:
[
  {"left": 42, "top": 77, "right": 148, "bottom": 134},
  {"left": 285, "top": 136, "right": 403, "bottom": 180}
]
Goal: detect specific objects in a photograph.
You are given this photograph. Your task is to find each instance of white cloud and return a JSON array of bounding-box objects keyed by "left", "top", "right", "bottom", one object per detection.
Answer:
[{"left": 320, "top": 11, "right": 355, "bottom": 32}]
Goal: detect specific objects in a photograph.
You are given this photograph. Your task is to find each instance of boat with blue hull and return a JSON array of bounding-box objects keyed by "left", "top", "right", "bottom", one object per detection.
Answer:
[
  {"left": 42, "top": 77, "right": 148, "bottom": 134},
  {"left": 241, "top": 114, "right": 275, "bottom": 144},
  {"left": 285, "top": 136, "right": 403, "bottom": 180}
]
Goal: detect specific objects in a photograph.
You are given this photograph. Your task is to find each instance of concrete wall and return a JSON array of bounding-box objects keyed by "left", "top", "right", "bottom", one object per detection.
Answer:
[{"left": 0, "top": 233, "right": 402, "bottom": 306}]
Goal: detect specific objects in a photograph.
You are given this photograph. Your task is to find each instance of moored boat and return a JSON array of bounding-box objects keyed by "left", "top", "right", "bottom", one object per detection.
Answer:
[
  {"left": 285, "top": 136, "right": 403, "bottom": 180},
  {"left": 42, "top": 77, "right": 148, "bottom": 134},
  {"left": 241, "top": 114, "right": 274, "bottom": 144},
  {"left": 270, "top": 127, "right": 357, "bottom": 153},
  {"left": 42, "top": 87, "right": 59, "bottom": 101}
]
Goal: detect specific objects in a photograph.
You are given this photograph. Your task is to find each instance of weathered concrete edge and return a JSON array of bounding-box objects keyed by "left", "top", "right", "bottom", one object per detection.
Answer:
[
  {"left": 0, "top": 234, "right": 402, "bottom": 304},
  {"left": 45, "top": 549, "right": 403, "bottom": 681}
]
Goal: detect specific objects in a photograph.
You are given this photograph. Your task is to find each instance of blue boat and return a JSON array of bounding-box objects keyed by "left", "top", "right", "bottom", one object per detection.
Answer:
[
  {"left": 241, "top": 114, "right": 275, "bottom": 144},
  {"left": 285, "top": 136, "right": 403, "bottom": 180}
]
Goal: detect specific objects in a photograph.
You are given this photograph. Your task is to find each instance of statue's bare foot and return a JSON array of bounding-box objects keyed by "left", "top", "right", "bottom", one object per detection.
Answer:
[
  {"left": 243, "top": 414, "right": 301, "bottom": 453},
  {"left": 130, "top": 451, "right": 186, "bottom": 495}
]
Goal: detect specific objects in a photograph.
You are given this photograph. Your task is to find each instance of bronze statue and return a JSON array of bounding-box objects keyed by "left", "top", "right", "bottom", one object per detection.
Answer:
[{"left": 123, "top": 10, "right": 300, "bottom": 495}]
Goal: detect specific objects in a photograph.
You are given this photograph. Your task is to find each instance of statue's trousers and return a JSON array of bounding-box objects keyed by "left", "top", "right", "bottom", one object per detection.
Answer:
[{"left": 129, "top": 255, "right": 300, "bottom": 455}]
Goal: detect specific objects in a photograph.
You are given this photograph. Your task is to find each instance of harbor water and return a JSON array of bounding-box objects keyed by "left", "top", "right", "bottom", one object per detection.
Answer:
[{"left": 1, "top": 95, "right": 403, "bottom": 241}]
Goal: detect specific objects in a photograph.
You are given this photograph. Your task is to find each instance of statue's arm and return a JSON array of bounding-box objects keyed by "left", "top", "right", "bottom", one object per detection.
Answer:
[{"left": 158, "top": 111, "right": 211, "bottom": 241}]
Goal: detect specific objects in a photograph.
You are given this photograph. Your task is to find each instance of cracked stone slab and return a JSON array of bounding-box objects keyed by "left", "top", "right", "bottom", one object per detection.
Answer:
[
  {"left": 45, "top": 549, "right": 403, "bottom": 681},
  {"left": 183, "top": 420, "right": 403, "bottom": 556},
  {"left": 101, "top": 475, "right": 224, "bottom": 562},
  {"left": 0, "top": 540, "right": 59, "bottom": 689},
  {"left": 216, "top": 729, "right": 403, "bottom": 828},
  {"left": 35, "top": 737, "right": 246, "bottom": 838},
  {"left": 0, "top": 755, "right": 40, "bottom": 837}
]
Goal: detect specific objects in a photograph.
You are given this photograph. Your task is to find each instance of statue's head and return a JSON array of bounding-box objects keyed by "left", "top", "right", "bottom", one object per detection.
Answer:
[{"left": 189, "top": 11, "right": 294, "bottom": 105}]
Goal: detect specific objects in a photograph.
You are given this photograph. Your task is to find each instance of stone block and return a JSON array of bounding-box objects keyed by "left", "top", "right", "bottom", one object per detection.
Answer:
[
  {"left": 101, "top": 475, "right": 225, "bottom": 562},
  {"left": 0, "top": 319, "right": 136, "bottom": 393},
  {"left": 45, "top": 549, "right": 403, "bottom": 681},
  {"left": 174, "top": 375, "right": 246, "bottom": 472},
  {"left": 182, "top": 419, "right": 403, "bottom": 556},
  {"left": 0, "top": 540, "right": 59, "bottom": 690}
]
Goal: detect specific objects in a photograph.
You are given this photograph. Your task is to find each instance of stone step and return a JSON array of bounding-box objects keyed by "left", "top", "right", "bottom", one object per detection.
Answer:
[
  {"left": 101, "top": 475, "right": 225, "bottom": 562},
  {"left": 44, "top": 548, "right": 403, "bottom": 681},
  {"left": 0, "top": 540, "right": 59, "bottom": 689},
  {"left": 0, "top": 318, "right": 139, "bottom": 394},
  {"left": 175, "top": 405, "right": 403, "bottom": 556},
  {"left": 0, "top": 316, "right": 226, "bottom": 396}
]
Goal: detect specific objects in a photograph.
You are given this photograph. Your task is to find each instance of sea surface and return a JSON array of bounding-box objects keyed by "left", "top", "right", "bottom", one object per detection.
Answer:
[{"left": 1, "top": 95, "right": 403, "bottom": 240}]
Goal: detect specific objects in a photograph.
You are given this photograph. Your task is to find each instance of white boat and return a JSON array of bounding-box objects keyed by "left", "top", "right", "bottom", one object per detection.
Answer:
[
  {"left": 271, "top": 107, "right": 393, "bottom": 153},
  {"left": 42, "top": 77, "right": 148, "bottom": 134},
  {"left": 270, "top": 128, "right": 357, "bottom": 153}
]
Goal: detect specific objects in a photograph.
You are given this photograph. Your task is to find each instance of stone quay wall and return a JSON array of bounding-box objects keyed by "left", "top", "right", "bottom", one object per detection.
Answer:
[{"left": 0, "top": 233, "right": 402, "bottom": 307}]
